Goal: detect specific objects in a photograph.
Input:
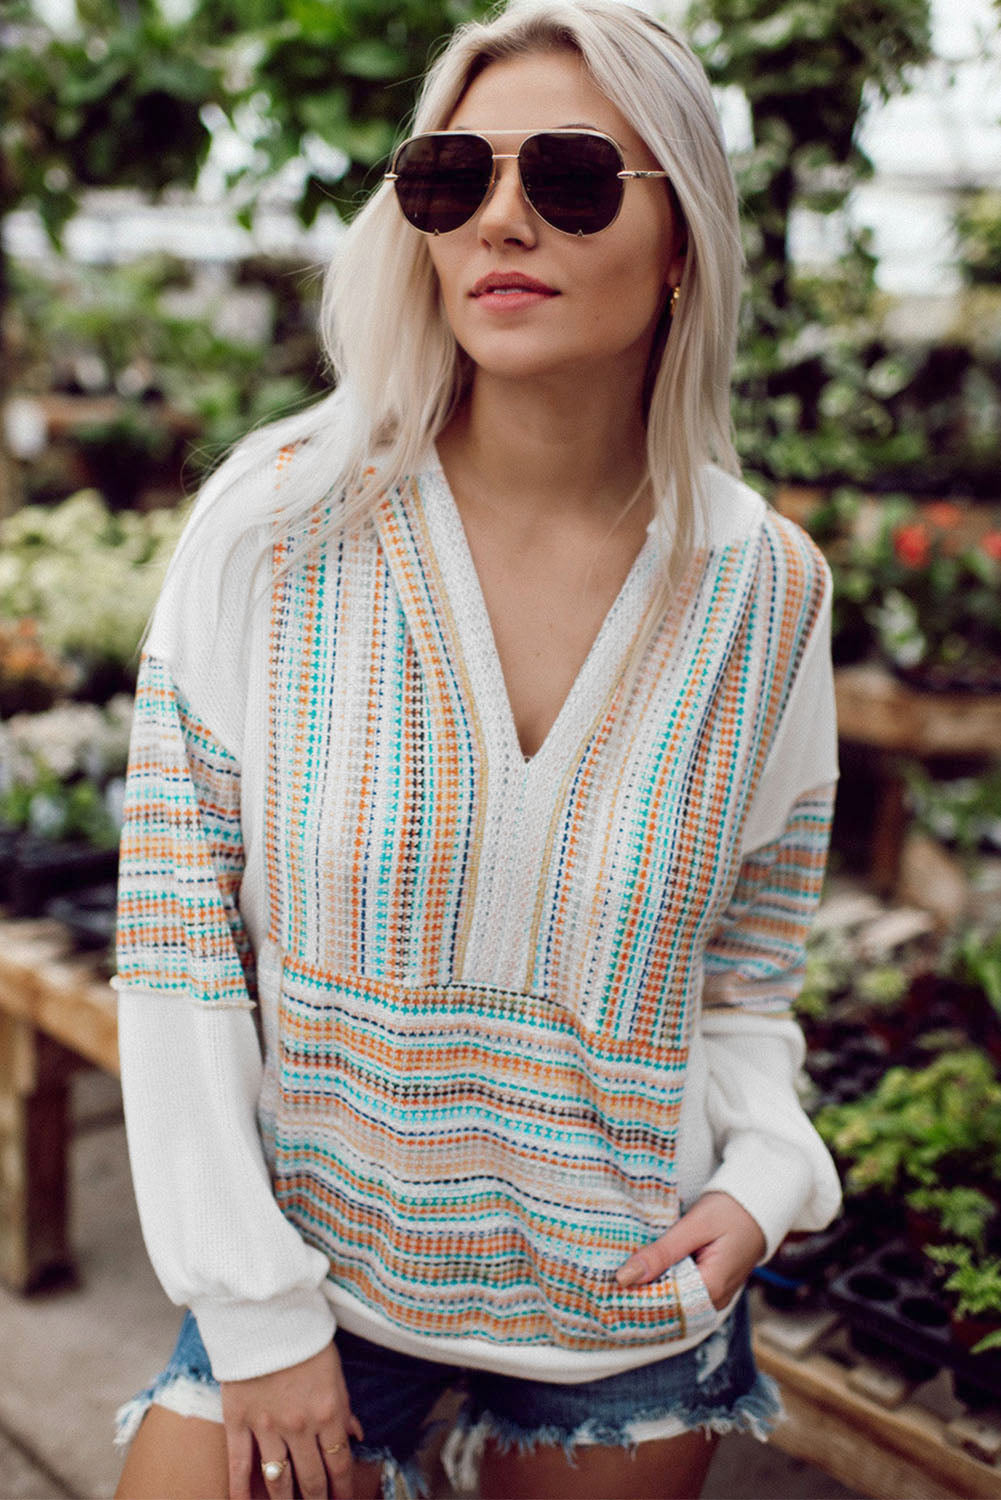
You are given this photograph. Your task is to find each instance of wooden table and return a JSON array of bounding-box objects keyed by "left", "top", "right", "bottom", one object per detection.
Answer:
[
  {"left": 0, "top": 915, "right": 117, "bottom": 1291},
  {"left": 834, "top": 664, "right": 1001, "bottom": 892},
  {"left": 754, "top": 1297, "right": 1001, "bottom": 1499}
]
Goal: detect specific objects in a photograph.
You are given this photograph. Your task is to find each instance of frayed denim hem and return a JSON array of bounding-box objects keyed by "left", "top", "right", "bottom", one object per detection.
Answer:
[
  {"left": 441, "top": 1370, "right": 784, "bottom": 1487},
  {"left": 115, "top": 1385, "right": 427, "bottom": 1500},
  {"left": 114, "top": 1367, "right": 223, "bottom": 1448},
  {"left": 353, "top": 1444, "right": 428, "bottom": 1500}
]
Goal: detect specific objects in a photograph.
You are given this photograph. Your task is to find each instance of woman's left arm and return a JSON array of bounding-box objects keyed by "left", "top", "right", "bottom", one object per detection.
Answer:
[{"left": 617, "top": 781, "right": 844, "bottom": 1305}]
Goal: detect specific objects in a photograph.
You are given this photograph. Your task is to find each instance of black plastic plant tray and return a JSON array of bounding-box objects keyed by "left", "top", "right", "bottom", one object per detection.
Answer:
[
  {"left": 827, "top": 1240, "right": 1001, "bottom": 1403},
  {"left": 46, "top": 883, "right": 118, "bottom": 951},
  {"left": 1, "top": 836, "right": 118, "bottom": 917}
]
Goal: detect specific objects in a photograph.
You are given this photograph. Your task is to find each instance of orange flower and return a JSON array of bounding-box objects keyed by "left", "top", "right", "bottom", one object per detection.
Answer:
[
  {"left": 893, "top": 522, "right": 931, "bottom": 568},
  {"left": 924, "top": 501, "right": 963, "bottom": 530},
  {"left": 982, "top": 531, "right": 1001, "bottom": 562}
]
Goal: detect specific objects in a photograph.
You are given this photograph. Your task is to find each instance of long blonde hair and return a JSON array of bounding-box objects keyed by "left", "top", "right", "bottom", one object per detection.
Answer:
[{"left": 180, "top": 0, "right": 743, "bottom": 589}]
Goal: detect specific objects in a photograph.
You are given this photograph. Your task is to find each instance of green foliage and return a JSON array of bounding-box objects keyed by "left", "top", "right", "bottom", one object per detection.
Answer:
[
  {"left": 812, "top": 495, "right": 1001, "bottom": 678},
  {"left": 815, "top": 1049, "right": 1001, "bottom": 1198},
  {"left": 854, "top": 965, "right": 908, "bottom": 1011},
  {"left": 905, "top": 1186, "right": 997, "bottom": 1253},
  {"left": 904, "top": 765, "right": 1001, "bottom": 862},
  {"left": 0, "top": 0, "right": 222, "bottom": 243},
  {"left": 793, "top": 926, "right": 854, "bottom": 1021},
  {"left": 206, "top": 0, "right": 493, "bottom": 222},
  {"left": 955, "top": 190, "right": 1001, "bottom": 286},
  {"left": 691, "top": 0, "right": 944, "bottom": 490},
  {"left": 0, "top": 489, "right": 188, "bottom": 680},
  {"left": 926, "top": 1244, "right": 1001, "bottom": 1350},
  {"left": 941, "top": 926, "right": 1001, "bottom": 1018},
  {"left": 0, "top": 694, "right": 133, "bottom": 848},
  {"left": 10, "top": 257, "right": 321, "bottom": 490}
]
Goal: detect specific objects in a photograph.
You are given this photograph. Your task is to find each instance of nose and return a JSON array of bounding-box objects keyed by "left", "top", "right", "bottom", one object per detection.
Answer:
[{"left": 475, "top": 153, "right": 538, "bottom": 246}]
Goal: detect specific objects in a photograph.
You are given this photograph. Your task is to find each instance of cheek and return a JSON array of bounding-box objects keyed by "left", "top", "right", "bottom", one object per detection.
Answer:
[
  {"left": 427, "top": 247, "right": 466, "bottom": 325},
  {"left": 587, "top": 245, "right": 667, "bottom": 338}
]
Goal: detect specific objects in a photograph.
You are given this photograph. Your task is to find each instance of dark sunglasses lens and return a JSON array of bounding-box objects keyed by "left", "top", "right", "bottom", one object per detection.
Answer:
[
  {"left": 392, "top": 135, "right": 492, "bottom": 233},
  {"left": 519, "top": 132, "right": 624, "bottom": 233}
]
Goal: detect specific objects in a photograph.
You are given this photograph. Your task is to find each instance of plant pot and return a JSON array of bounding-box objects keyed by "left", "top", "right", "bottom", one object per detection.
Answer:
[
  {"left": 828, "top": 1242, "right": 1001, "bottom": 1402},
  {"left": 951, "top": 1312, "right": 1001, "bottom": 1357}
]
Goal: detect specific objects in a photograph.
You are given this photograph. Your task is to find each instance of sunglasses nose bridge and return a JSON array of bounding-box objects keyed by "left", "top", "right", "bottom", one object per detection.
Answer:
[{"left": 475, "top": 149, "right": 534, "bottom": 228}]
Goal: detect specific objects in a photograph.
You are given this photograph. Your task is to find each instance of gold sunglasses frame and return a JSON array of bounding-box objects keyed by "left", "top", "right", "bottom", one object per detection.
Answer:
[{"left": 384, "top": 127, "right": 670, "bottom": 236}]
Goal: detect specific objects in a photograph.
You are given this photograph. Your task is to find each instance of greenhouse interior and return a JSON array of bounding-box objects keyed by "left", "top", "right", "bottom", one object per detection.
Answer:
[{"left": 2, "top": 0, "right": 1001, "bottom": 1497}]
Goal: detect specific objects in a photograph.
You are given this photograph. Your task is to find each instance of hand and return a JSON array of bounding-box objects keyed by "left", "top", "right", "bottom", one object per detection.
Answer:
[
  {"left": 614, "top": 1191, "right": 766, "bottom": 1309},
  {"left": 221, "top": 1341, "right": 365, "bottom": 1500}
]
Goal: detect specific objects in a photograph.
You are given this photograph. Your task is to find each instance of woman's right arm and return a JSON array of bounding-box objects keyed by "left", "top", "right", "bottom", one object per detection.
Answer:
[{"left": 116, "top": 649, "right": 360, "bottom": 1496}]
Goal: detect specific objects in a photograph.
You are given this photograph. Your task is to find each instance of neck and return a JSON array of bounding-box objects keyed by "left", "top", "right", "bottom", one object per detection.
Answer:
[{"left": 438, "top": 366, "right": 651, "bottom": 528}]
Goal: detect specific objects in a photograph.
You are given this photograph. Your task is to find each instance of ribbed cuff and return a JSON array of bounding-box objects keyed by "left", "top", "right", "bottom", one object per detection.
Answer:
[
  {"left": 701, "top": 1135, "right": 815, "bottom": 1262},
  {"left": 191, "top": 1285, "right": 337, "bottom": 1382}
]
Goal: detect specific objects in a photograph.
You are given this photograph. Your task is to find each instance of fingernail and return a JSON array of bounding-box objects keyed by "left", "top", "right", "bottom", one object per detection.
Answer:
[{"left": 615, "top": 1264, "right": 641, "bottom": 1287}]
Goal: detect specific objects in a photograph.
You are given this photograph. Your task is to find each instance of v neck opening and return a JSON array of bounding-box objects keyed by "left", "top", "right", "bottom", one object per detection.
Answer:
[{"left": 425, "top": 448, "right": 659, "bottom": 770}]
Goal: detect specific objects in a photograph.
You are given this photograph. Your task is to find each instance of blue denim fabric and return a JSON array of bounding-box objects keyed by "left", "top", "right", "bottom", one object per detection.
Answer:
[{"left": 116, "top": 1293, "right": 780, "bottom": 1496}]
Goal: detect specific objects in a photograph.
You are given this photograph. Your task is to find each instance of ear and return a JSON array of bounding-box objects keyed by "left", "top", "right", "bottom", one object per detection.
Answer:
[{"left": 667, "top": 235, "right": 687, "bottom": 292}]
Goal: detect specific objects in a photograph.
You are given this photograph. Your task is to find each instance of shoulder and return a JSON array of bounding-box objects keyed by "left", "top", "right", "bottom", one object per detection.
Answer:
[
  {"left": 758, "top": 506, "right": 832, "bottom": 646},
  {"left": 702, "top": 467, "right": 830, "bottom": 629}
]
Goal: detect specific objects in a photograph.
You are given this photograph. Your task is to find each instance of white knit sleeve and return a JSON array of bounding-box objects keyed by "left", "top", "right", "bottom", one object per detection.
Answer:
[
  {"left": 115, "top": 651, "right": 335, "bottom": 1380},
  {"left": 117, "top": 994, "right": 336, "bottom": 1379},
  {"left": 695, "top": 783, "right": 843, "bottom": 1260}
]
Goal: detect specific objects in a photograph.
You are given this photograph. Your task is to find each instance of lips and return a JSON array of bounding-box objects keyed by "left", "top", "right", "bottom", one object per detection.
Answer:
[{"left": 471, "top": 271, "right": 558, "bottom": 297}]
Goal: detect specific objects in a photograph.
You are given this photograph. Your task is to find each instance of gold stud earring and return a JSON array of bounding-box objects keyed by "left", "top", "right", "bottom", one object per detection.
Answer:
[{"left": 669, "top": 284, "right": 680, "bottom": 317}]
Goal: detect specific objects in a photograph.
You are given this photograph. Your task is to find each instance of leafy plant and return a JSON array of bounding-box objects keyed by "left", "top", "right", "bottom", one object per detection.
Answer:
[
  {"left": 0, "top": 489, "right": 188, "bottom": 690},
  {"left": 906, "top": 1187, "right": 997, "bottom": 1254},
  {"left": 855, "top": 965, "right": 909, "bottom": 1012},
  {"left": 794, "top": 927, "right": 854, "bottom": 1022},
  {"left": 941, "top": 927, "right": 1001, "bottom": 1019},
  {"left": 0, "top": 695, "right": 133, "bottom": 849},
  {"left": 690, "top": 0, "right": 937, "bottom": 492},
  {"left": 955, "top": 190, "right": 1001, "bottom": 286},
  {"left": 815, "top": 1050, "right": 1001, "bottom": 1198},
  {"left": 926, "top": 1244, "right": 1001, "bottom": 1353},
  {"left": 809, "top": 496, "right": 1001, "bottom": 682},
  {"left": 904, "top": 763, "right": 1001, "bottom": 860}
]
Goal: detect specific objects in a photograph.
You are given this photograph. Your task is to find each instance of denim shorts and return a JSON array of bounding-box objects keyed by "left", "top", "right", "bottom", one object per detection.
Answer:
[{"left": 116, "top": 1294, "right": 780, "bottom": 1498}]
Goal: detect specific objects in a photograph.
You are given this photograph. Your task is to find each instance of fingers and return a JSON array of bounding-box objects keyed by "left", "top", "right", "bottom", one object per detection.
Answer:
[
  {"left": 614, "top": 1192, "right": 766, "bottom": 1296},
  {"left": 257, "top": 1443, "right": 294, "bottom": 1499},
  {"left": 319, "top": 1432, "right": 355, "bottom": 1499},
  {"left": 227, "top": 1424, "right": 256, "bottom": 1500},
  {"left": 616, "top": 1210, "right": 707, "bottom": 1287},
  {"left": 289, "top": 1432, "right": 342, "bottom": 1500}
]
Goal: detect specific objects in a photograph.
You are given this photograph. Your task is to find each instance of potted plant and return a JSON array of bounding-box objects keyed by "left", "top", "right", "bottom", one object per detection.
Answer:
[
  {"left": 0, "top": 489, "right": 187, "bottom": 703},
  {"left": 904, "top": 1186, "right": 997, "bottom": 1256},
  {"left": 0, "top": 618, "right": 75, "bottom": 717},
  {"left": 0, "top": 697, "right": 131, "bottom": 918},
  {"left": 815, "top": 1050, "right": 1001, "bottom": 1239},
  {"left": 926, "top": 1244, "right": 1001, "bottom": 1356},
  {"left": 866, "top": 501, "right": 1001, "bottom": 692}
]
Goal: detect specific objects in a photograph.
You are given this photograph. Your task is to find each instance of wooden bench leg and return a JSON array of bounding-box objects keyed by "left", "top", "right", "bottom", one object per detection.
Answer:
[
  {"left": 0, "top": 1012, "right": 76, "bottom": 1292},
  {"left": 871, "top": 763, "right": 908, "bottom": 897}
]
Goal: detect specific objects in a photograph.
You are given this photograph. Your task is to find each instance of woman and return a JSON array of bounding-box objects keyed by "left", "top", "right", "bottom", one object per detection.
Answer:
[{"left": 113, "top": 2, "right": 842, "bottom": 1497}]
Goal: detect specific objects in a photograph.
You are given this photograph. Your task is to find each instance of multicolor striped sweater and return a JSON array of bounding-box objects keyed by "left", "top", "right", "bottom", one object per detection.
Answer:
[{"left": 115, "top": 450, "right": 841, "bottom": 1383}]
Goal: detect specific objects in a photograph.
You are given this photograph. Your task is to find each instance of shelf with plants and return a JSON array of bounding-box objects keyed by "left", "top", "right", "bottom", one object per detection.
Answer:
[
  {"left": 759, "top": 907, "right": 1001, "bottom": 1407},
  {"left": 0, "top": 695, "right": 131, "bottom": 931},
  {"left": 0, "top": 488, "right": 184, "bottom": 942}
]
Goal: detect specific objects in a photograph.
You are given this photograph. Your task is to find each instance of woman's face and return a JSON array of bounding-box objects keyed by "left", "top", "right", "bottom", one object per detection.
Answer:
[{"left": 425, "top": 49, "right": 686, "bottom": 393}]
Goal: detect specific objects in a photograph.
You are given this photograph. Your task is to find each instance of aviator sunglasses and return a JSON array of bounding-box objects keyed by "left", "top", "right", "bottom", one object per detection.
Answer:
[{"left": 384, "top": 128, "right": 670, "bottom": 237}]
